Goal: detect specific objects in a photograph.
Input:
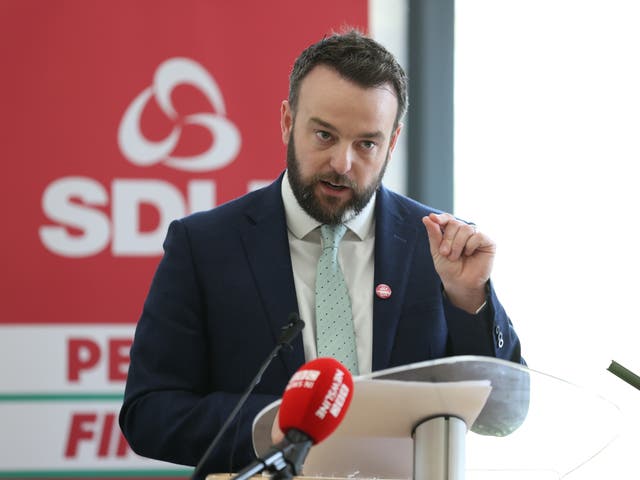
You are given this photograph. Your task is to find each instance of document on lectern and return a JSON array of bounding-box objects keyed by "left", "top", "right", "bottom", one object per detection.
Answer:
[{"left": 252, "top": 379, "right": 492, "bottom": 478}]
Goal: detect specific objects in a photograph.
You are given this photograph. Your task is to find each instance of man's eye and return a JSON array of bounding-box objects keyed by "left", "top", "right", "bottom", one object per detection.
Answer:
[
  {"left": 361, "top": 140, "right": 376, "bottom": 150},
  {"left": 316, "top": 131, "right": 332, "bottom": 141}
]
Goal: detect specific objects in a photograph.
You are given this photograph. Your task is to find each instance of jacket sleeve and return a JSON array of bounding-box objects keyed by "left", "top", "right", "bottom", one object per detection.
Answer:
[
  {"left": 444, "top": 281, "right": 525, "bottom": 365},
  {"left": 119, "top": 219, "right": 279, "bottom": 476}
]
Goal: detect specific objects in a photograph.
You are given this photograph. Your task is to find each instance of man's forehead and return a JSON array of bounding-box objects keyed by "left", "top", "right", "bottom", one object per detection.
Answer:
[
  {"left": 298, "top": 66, "right": 393, "bottom": 99},
  {"left": 295, "top": 66, "right": 399, "bottom": 129}
]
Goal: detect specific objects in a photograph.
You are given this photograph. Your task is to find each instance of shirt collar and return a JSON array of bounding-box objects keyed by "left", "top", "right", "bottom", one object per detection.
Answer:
[{"left": 281, "top": 170, "right": 376, "bottom": 241}]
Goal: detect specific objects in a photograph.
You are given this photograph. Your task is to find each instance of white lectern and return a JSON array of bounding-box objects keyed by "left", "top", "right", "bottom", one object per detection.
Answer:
[{"left": 251, "top": 356, "right": 620, "bottom": 479}]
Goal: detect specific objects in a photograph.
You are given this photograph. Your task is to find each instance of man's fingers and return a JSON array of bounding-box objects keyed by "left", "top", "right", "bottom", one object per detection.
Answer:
[
  {"left": 422, "top": 215, "right": 443, "bottom": 257},
  {"left": 424, "top": 214, "right": 481, "bottom": 261},
  {"left": 447, "top": 222, "right": 478, "bottom": 260},
  {"left": 427, "top": 212, "right": 454, "bottom": 226},
  {"left": 464, "top": 231, "right": 496, "bottom": 257},
  {"left": 271, "top": 410, "right": 284, "bottom": 444},
  {"left": 423, "top": 213, "right": 462, "bottom": 258},
  {"left": 422, "top": 213, "right": 491, "bottom": 261},
  {"left": 462, "top": 231, "right": 482, "bottom": 257},
  {"left": 441, "top": 222, "right": 463, "bottom": 258}
]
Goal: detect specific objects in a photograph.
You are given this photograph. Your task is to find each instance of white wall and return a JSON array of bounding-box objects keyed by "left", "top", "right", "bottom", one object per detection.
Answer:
[
  {"left": 454, "top": 0, "right": 640, "bottom": 478},
  {"left": 372, "top": 0, "right": 639, "bottom": 477}
]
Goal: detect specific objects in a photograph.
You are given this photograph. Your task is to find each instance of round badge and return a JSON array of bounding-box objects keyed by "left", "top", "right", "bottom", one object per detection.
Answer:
[{"left": 375, "top": 284, "right": 392, "bottom": 299}]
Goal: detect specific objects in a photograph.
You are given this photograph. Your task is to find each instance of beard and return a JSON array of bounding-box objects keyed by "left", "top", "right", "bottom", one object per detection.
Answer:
[{"left": 286, "top": 130, "right": 389, "bottom": 225}]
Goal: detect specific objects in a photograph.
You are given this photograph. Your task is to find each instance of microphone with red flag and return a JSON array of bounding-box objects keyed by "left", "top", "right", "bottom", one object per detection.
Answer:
[{"left": 232, "top": 357, "right": 354, "bottom": 480}]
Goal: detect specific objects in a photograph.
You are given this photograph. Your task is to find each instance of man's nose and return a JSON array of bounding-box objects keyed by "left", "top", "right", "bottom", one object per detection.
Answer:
[{"left": 330, "top": 144, "right": 353, "bottom": 175}]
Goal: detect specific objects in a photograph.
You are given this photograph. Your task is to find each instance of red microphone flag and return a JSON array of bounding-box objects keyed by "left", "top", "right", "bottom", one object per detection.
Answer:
[{"left": 278, "top": 357, "right": 354, "bottom": 444}]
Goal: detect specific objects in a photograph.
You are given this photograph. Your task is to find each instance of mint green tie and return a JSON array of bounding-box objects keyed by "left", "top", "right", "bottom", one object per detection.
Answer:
[{"left": 315, "top": 224, "right": 359, "bottom": 375}]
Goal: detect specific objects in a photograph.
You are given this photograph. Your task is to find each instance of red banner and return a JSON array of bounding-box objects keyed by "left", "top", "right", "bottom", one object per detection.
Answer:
[
  {"left": 0, "top": 1, "right": 366, "bottom": 476},
  {"left": 1, "top": 0, "right": 367, "bottom": 326}
]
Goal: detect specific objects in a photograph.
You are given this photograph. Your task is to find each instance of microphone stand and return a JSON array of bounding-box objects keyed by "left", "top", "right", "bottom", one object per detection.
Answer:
[
  {"left": 231, "top": 429, "right": 313, "bottom": 480},
  {"left": 191, "top": 314, "right": 305, "bottom": 480}
]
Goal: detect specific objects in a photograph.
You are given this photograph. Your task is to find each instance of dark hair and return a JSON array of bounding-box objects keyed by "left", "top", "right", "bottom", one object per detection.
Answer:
[{"left": 288, "top": 29, "right": 408, "bottom": 128}]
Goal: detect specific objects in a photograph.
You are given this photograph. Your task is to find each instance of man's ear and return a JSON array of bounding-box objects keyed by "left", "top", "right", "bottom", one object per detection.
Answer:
[
  {"left": 388, "top": 122, "right": 403, "bottom": 155},
  {"left": 280, "top": 100, "right": 293, "bottom": 145}
]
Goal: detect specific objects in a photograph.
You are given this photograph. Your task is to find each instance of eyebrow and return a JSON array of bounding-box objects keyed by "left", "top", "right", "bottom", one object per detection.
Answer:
[{"left": 309, "top": 117, "right": 385, "bottom": 140}]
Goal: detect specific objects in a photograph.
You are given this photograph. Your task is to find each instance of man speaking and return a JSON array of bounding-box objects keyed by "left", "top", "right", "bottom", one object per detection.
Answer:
[{"left": 119, "top": 29, "right": 524, "bottom": 476}]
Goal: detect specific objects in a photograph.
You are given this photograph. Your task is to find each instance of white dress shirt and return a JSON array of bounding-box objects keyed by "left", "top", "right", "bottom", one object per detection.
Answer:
[{"left": 281, "top": 171, "right": 376, "bottom": 374}]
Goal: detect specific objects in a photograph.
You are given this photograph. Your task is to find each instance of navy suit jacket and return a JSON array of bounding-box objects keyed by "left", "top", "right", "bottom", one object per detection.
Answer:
[{"left": 120, "top": 174, "right": 522, "bottom": 475}]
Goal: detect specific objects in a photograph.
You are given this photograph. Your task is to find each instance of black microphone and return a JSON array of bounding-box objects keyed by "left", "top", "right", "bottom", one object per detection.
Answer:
[
  {"left": 277, "top": 313, "right": 305, "bottom": 348},
  {"left": 191, "top": 313, "right": 304, "bottom": 480}
]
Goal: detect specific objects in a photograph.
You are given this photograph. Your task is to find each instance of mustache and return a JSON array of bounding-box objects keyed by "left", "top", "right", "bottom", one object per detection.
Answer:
[{"left": 313, "top": 173, "right": 357, "bottom": 189}]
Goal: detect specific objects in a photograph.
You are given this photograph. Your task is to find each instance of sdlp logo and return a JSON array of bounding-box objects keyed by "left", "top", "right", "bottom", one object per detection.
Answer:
[{"left": 39, "top": 58, "right": 241, "bottom": 258}]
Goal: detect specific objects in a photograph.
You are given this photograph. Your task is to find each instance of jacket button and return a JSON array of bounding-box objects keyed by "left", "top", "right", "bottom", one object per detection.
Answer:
[{"left": 495, "top": 325, "right": 504, "bottom": 348}]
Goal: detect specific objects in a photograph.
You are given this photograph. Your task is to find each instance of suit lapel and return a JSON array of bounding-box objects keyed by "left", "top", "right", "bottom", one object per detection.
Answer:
[
  {"left": 372, "top": 187, "right": 419, "bottom": 371},
  {"left": 240, "top": 176, "right": 305, "bottom": 378},
  {"left": 239, "top": 180, "right": 420, "bottom": 374}
]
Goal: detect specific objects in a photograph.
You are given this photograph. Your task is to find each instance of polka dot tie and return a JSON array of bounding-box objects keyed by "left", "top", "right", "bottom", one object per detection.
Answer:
[{"left": 315, "top": 224, "right": 359, "bottom": 375}]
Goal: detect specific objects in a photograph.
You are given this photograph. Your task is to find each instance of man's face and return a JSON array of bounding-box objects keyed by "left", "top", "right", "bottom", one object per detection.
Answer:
[{"left": 281, "top": 65, "right": 402, "bottom": 224}]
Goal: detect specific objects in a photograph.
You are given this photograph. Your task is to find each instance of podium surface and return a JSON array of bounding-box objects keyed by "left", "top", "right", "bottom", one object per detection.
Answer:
[{"left": 252, "top": 356, "right": 621, "bottom": 479}]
